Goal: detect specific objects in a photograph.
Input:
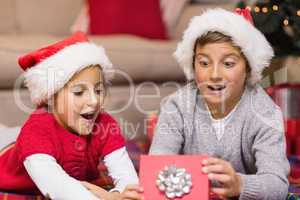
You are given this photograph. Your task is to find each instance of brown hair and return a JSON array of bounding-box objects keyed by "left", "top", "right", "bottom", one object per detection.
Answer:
[{"left": 192, "top": 31, "right": 250, "bottom": 73}]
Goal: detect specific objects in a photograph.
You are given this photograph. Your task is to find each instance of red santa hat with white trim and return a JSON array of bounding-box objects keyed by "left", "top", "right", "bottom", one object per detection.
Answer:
[
  {"left": 18, "top": 32, "right": 114, "bottom": 105},
  {"left": 174, "top": 8, "right": 274, "bottom": 85}
]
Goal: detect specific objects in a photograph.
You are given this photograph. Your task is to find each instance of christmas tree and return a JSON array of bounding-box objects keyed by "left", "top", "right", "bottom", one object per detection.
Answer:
[{"left": 237, "top": 0, "right": 300, "bottom": 56}]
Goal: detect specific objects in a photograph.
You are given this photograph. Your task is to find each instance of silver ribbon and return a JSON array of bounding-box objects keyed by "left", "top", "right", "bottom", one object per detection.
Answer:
[{"left": 156, "top": 165, "right": 192, "bottom": 199}]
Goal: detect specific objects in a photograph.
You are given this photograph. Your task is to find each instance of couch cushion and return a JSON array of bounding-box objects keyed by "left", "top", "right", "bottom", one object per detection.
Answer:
[
  {"left": 174, "top": 3, "right": 235, "bottom": 40},
  {"left": 90, "top": 35, "right": 185, "bottom": 84},
  {"left": 0, "top": 34, "right": 185, "bottom": 88},
  {"left": 0, "top": 0, "right": 16, "bottom": 34},
  {"left": 15, "top": 0, "right": 83, "bottom": 36},
  {"left": 71, "top": 0, "right": 188, "bottom": 39},
  {"left": 0, "top": 34, "right": 64, "bottom": 89},
  {"left": 88, "top": 0, "right": 168, "bottom": 40}
]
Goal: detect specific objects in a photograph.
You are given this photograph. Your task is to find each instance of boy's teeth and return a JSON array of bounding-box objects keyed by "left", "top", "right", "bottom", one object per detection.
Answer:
[{"left": 208, "top": 85, "right": 225, "bottom": 91}]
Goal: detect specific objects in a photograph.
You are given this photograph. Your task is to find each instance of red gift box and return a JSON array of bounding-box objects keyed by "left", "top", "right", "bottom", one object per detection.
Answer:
[{"left": 139, "top": 155, "right": 209, "bottom": 200}]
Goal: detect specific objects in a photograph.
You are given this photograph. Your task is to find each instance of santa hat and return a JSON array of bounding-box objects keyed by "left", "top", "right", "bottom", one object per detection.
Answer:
[
  {"left": 174, "top": 8, "right": 274, "bottom": 85},
  {"left": 18, "top": 32, "right": 114, "bottom": 105}
]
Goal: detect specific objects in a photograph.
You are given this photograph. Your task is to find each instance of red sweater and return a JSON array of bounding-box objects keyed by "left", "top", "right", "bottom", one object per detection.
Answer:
[{"left": 0, "top": 108, "right": 125, "bottom": 194}]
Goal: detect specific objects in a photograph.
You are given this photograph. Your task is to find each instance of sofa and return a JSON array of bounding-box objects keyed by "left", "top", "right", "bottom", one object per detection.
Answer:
[
  {"left": 0, "top": 0, "right": 237, "bottom": 136},
  {"left": 1, "top": 0, "right": 300, "bottom": 133}
]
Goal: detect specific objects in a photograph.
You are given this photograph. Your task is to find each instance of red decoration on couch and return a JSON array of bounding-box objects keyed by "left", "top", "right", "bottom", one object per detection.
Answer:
[{"left": 88, "top": 0, "right": 168, "bottom": 40}]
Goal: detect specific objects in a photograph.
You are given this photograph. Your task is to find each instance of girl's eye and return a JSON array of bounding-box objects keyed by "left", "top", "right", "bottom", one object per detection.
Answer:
[
  {"left": 73, "top": 91, "right": 84, "bottom": 96},
  {"left": 95, "top": 89, "right": 103, "bottom": 95},
  {"left": 224, "top": 61, "right": 235, "bottom": 68}
]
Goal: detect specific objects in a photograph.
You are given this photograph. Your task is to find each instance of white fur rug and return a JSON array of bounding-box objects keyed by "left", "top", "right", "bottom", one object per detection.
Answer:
[{"left": 0, "top": 127, "right": 20, "bottom": 150}]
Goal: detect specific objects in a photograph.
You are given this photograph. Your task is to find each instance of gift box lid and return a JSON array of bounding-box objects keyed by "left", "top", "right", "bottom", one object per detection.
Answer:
[{"left": 139, "top": 155, "right": 209, "bottom": 200}]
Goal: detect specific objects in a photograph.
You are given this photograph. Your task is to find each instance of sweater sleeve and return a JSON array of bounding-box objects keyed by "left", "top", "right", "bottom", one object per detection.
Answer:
[
  {"left": 239, "top": 108, "right": 290, "bottom": 200},
  {"left": 103, "top": 147, "right": 138, "bottom": 193},
  {"left": 24, "top": 154, "right": 99, "bottom": 200},
  {"left": 149, "top": 98, "right": 184, "bottom": 154}
]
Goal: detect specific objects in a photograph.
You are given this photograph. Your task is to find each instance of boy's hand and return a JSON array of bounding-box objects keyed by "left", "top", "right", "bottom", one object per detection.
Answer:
[{"left": 201, "top": 157, "right": 242, "bottom": 199}]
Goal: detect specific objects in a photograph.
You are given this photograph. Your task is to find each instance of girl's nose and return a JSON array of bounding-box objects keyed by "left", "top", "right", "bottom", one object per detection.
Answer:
[{"left": 87, "top": 91, "right": 98, "bottom": 107}]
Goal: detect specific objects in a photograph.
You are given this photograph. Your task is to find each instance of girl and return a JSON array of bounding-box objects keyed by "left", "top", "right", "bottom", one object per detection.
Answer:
[
  {"left": 0, "top": 32, "right": 143, "bottom": 200},
  {"left": 149, "top": 8, "right": 290, "bottom": 199}
]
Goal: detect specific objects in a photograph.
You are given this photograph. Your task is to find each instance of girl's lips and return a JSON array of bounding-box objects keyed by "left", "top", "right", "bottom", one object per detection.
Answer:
[
  {"left": 80, "top": 113, "right": 95, "bottom": 120},
  {"left": 80, "top": 111, "right": 98, "bottom": 123},
  {"left": 79, "top": 115, "right": 95, "bottom": 128}
]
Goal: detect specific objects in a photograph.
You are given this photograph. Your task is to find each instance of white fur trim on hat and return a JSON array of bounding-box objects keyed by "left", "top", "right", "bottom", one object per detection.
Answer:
[
  {"left": 174, "top": 8, "right": 274, "bottom": 85},
  {"left": 24, "top": 42, "right": 114, "bottom": 105}
]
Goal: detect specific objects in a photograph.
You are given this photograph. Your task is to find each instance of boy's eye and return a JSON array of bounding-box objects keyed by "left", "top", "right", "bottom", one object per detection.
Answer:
[
  {"left": 224, "top": 61, "right": 235, "bottom": 68},
  {"left": 198, "top": 60, "right": 209, "bottom": 67}
]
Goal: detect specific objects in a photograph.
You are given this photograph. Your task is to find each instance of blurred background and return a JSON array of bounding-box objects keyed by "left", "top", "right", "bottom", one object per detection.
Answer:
[{"left": 1, "top": 0, "right": 300, "bottom": 198}]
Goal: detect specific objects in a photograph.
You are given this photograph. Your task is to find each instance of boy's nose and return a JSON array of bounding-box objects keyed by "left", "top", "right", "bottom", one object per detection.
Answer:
[{"left": 210, "top": 66, "right": 222, "bottom": 82}]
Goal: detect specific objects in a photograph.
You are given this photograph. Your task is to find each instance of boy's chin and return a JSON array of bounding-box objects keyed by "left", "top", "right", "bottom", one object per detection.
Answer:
[{"left": 204, "top": 97, "right": 226, "bottom": 106}]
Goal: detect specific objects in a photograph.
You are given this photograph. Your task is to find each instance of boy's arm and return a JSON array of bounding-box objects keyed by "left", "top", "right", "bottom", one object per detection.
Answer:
[
  {"left": 239, "top": 111, "right": 290, "bottom": 200},
  {"left": 149, "top": 98, "right": 184, "bottom": 155}
]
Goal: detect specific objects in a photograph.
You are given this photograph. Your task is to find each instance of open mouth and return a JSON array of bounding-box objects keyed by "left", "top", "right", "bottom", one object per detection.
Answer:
[
  {"left": 207, "top": 84, "right": 226, "bottom": 92},
  {"left": 80, "top": 112, "right": 96, "bottom": 120}
]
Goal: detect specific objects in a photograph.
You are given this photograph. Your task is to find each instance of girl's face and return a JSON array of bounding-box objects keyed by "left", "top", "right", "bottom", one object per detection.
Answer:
[
  {"left": 53, "top": 66, "right": 105, "bottom": 135},
  {"left": 194, "top": 42, "right": 247, "bottom": 113}
]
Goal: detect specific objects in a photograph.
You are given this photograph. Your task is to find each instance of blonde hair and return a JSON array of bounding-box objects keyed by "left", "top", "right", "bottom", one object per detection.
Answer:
[{"left": 38, "top": 64, "right": 108, "bottom": 109}]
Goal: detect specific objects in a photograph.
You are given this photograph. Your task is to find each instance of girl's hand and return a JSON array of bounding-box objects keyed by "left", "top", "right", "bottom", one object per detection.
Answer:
[
  {"left": 114, "top": 185, "right": 144, "bottom": 200},
  {"left": 82, "top": 182, "right": 144, "bottom": 200},
  {"left": 81, "top": 181, "right": 109, "bottom": 198},
  {"left": 201, "top": 157, "right": 242, "bottom": 199}
]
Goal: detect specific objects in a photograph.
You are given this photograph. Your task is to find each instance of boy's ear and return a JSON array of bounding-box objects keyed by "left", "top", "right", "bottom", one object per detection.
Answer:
[{"left": 245, "top": 69, "right": 251, "bottom": 84}]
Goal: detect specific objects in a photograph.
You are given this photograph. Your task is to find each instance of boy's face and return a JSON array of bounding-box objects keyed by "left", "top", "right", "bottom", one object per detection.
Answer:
[
  {"left": 53, "top": 66, "right": 105, "bottom": 135},
  {"left": 194, "top": 42, "right": 247, "bottom": 112}
]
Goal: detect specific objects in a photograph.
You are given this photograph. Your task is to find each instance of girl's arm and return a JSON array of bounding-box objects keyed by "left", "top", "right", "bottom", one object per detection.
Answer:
[
  {"left": 103, "top": 147, "right": 139, "bottom": 193},
  {"left": 24, "top": 154, "right": 99, "bottom": 200}
]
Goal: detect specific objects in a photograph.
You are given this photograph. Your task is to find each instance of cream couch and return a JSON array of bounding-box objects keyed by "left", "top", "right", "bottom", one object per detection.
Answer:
[{"left": 6, "top": 0, "right": 289, "bottom": 139}]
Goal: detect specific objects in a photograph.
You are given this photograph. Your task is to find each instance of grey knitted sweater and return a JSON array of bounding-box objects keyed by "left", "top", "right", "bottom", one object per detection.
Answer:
[{"left": 149, "top": 82, "right": 290, "bottom": 200}]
